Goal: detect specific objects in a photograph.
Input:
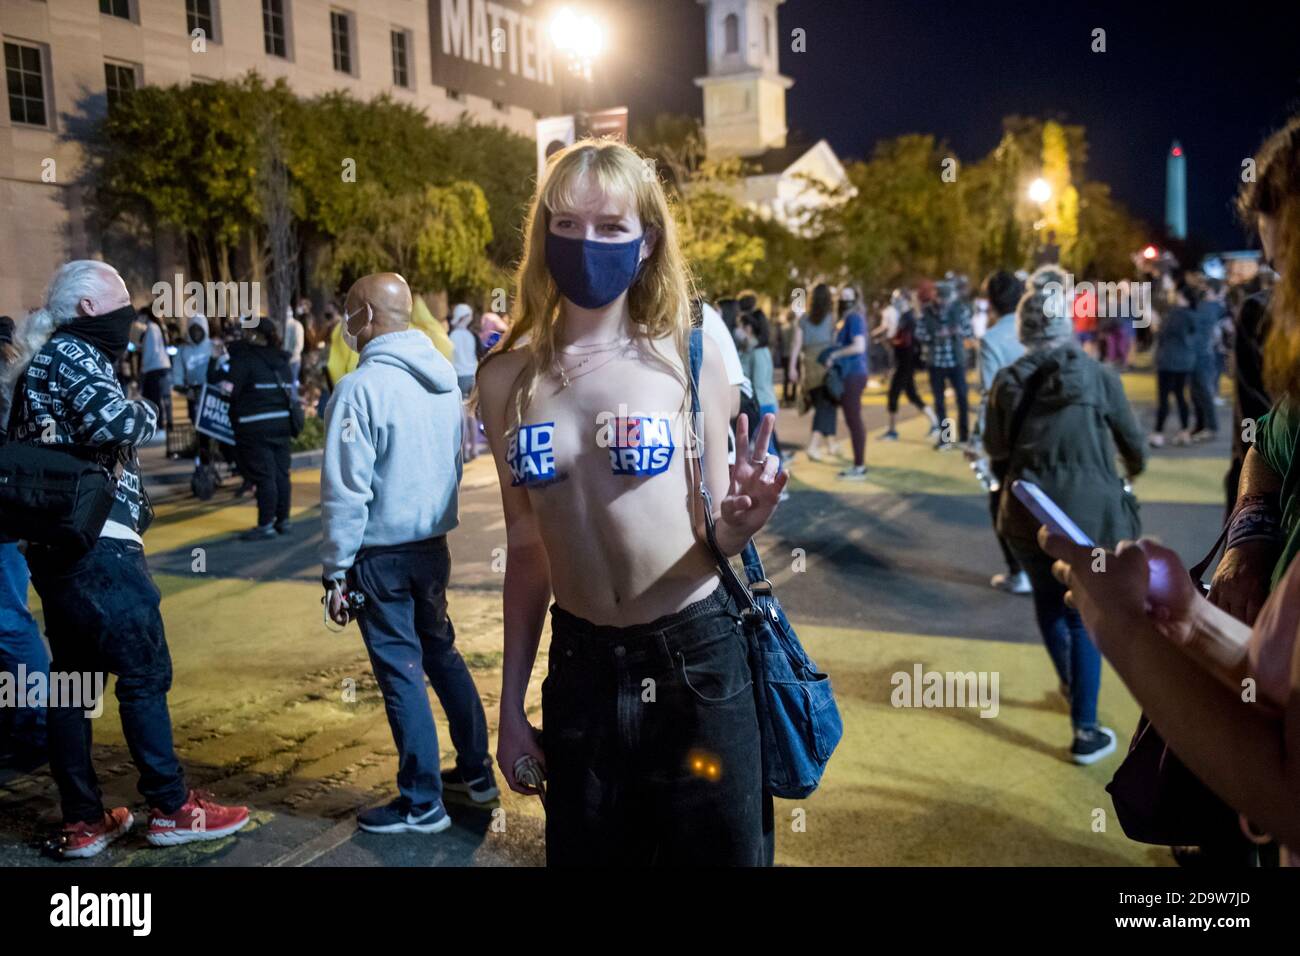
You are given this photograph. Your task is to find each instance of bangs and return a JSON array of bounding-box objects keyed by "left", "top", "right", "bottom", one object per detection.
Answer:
[{"left": 541, "top": 146, "right": 645, "bottom": 221}]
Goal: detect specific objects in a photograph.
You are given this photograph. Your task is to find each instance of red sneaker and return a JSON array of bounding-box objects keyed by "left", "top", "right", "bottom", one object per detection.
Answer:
[
  {"left": 146, "top": 789, "right": 250, "bottom": 846},
  {"left": 56, "top": 807, "right": 134, "bottom": 859}
]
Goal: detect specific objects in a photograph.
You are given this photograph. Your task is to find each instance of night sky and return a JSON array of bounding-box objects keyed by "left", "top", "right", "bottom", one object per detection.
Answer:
[{"left": 600, "top": 0, "right": 1300, "bottom": 251}]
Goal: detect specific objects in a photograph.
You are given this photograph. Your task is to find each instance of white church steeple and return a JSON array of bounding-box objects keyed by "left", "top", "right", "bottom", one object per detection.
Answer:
[{"left": 694, "top": 0, "right": 793, "bottom": 159}]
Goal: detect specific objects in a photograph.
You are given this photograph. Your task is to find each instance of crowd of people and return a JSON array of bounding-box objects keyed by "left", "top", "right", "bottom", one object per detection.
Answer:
[{"left": 1, "top": 117, "right": 1299, "bottom": 867}]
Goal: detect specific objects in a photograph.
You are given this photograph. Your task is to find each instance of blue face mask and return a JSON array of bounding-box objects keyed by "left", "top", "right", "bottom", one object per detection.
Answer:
[{"left": 545, "top": 232, "right": 645, "bottom": 309}]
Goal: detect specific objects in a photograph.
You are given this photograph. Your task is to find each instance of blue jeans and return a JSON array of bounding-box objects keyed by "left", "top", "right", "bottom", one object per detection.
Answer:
[
  {"left": 1011, "top": 544, "right": 1101, "bottom": 730},
  {"left": 0, "top": 541, "right": 49, "bottom": 751},
  {"left": 349, "top": 537, "right": 491, "bottom": 809},
  {"left": 26, "top": 538, "right": 188, "bottom": 822}
]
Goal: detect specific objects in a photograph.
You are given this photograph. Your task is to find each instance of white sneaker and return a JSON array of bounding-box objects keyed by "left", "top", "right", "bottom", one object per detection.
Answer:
[
  {"left": 992, "top": 571, "right": 1032, "bottom": 594},
  {"left": 805, "top": 446, "right": 824, "bottom": 462},
  {"left": 1148, "top": 432, "right": 1165, "bottom": 448},
  {"left": 837, "top": 465, "right": 868, "bottom": 481}
]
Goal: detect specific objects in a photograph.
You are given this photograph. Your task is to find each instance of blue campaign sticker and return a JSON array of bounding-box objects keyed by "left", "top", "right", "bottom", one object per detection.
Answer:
[
  {"left": 608, "top": 416, "right": 675, "bottom": 477},
  {"left": 509, "top": 422, "right": 557, "bottom": 486}
]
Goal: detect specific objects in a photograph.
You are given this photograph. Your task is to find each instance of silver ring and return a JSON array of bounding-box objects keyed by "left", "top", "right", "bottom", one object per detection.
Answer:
[{"left": 748, "top": 455, "right": 769, "bottom": 466}]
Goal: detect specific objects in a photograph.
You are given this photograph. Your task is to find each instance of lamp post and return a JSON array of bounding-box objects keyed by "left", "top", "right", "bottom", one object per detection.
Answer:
[
  {"left": 1027, "top": 176, "right": 1052, "bottom": 236},
  {"left": 550, "top": 6, "right": 606, "bottom": 118}
]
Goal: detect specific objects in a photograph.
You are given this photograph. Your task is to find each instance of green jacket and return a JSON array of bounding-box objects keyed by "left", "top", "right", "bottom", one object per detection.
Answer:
[{"left": 986, "top": 343, "right": 1147, "bottom": 550}]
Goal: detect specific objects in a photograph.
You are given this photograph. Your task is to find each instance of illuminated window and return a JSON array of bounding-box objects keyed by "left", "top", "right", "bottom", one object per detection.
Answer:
[{"left": 724, "top": 14, "right": 739, "bottom": 54}]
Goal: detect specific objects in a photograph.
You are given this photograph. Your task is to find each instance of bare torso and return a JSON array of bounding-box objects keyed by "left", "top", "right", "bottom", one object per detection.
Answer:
[{"left": 491, "top": 337, "right": 719, "bottom": 625}]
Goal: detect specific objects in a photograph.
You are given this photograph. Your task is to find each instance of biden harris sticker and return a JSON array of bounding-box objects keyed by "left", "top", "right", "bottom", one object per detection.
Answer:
[
  {"left": 509, "top": 422, "right": 557, "bottom": 486},
  {"left": 605, "top": 415, "right": 675, "bottom": 477}
]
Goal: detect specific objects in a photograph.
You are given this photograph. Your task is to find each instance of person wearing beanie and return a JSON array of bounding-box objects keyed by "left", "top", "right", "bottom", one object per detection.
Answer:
[{"left": 983, "top": 268, "right": 1147, "bottom": 765}]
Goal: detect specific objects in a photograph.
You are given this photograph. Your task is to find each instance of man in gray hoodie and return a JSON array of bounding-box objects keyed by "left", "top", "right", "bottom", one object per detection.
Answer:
[{"left": 321, "top": 273, "right": 495, "bottom": 835}]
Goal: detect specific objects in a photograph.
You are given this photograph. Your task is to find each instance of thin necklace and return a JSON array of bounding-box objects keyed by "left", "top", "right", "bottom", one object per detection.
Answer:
[
  {"left": 555, "top": 348, "right": 624, "bottom": 389},
  {"left": 557, "top": 336, "right": 631, "bottom": 355}
]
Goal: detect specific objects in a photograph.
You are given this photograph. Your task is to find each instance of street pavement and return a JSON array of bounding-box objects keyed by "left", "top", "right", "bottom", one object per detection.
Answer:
[{"left": 0, "top": 363, "right": 1232, "bottom": 866}]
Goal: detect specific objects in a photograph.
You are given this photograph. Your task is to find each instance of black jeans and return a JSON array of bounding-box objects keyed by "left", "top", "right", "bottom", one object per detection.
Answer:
[
  {"left": 543, "top": 586, "right": 772, "bottom": 866},
  {"left": 142, "top": 370, "right": 173, "bottom": 431},
  {"left": 1155, "top": 370, "right": 1190, "bottom": 432},
  {"left": 988, "top": 481, "right": 1020, "bottom": 576},
  {"left": 809, "top": 386, "right": 838, "bottom": 437},
  {"left": 26, "top": 538, "right": 188, "bottom": 822},
  {"left": 1191, "top": 354, "right": 1219, "bottom": 434},
  {"left": 887, "top": 348, "right": 926, "bottom": 414},
  {"left": 349, "top": 538, "right": 491, "bottom": 809},
  {"left": 929, "top": 365, "right": 969, "bottom": 441},
  {"left": 236, "top": 433, "right": 291, "bottom": 527}
]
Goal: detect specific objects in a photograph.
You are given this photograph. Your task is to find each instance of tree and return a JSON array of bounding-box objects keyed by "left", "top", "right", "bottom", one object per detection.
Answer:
[
  {"left": 1039, "top": 119, "right": 1080, "bottom": 265},
  {"left": 322, "top": 181, "right": 494, "bottom": 299},
  {"left": 86, "top": 74, "right": 295, "bottom": 284},
  {"left": 1075, "top": 181, "right": 1149, "bottom": 279},
  {"left": 84, "top": 75, "right": 535, "bottom": 301}
]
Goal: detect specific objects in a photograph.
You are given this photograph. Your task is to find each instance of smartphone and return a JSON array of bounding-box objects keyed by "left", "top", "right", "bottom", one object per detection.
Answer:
[{"left": 1011, "top": 480, "right": 1094, "bottom": 546}]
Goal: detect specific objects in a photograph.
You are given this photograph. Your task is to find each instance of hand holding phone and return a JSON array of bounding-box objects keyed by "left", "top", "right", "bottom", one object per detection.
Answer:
[{"left": 1011, "top": 480, "right": 1093, "bottom": 546}]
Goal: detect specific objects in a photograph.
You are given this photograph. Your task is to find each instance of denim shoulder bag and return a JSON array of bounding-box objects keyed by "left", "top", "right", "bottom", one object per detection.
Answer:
[{"left": 687, "top": 327, "right": 843, "bottom": 798}]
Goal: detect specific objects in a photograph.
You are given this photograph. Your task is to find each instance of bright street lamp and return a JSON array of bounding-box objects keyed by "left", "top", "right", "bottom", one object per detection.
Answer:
[
  {"left": 1027, "top": 177, "right": 1052, "bottom": 205},
  {"left": 551, "top": 7, "right": 606, "bottom": 80}
]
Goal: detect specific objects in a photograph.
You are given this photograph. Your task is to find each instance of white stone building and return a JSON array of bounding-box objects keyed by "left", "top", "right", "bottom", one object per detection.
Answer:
[
  {"left": 694, "top": 0, "right": 847, "bottom": 234},
  {"left": 0, "top": 0, "right": 555, "bottom": 317}
]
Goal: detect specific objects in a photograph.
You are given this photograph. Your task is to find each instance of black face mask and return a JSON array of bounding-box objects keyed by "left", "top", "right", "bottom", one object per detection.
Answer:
[{"left": 65, "top": 304, "right": 138, "bottom": 364}]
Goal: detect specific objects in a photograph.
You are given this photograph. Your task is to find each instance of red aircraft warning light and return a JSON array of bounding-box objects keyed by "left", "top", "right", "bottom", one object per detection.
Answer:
[{"left": 1142, "top": 245, "right": 1159, "bottom": 260}]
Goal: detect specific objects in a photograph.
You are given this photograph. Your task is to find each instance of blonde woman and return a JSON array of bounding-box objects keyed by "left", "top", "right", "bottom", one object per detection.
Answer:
[{"left": 477, "top": 140, "right": 786, "bottom": 865}]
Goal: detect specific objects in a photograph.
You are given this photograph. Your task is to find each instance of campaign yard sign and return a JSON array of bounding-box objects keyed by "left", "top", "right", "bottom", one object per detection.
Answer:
[{"left": 194, "top": 385, "right": 235, "bottom": 446}]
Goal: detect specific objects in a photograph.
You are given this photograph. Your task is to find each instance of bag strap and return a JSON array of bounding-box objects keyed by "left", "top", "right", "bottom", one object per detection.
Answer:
[
  {"left": 1189, "top": 520, "right": 1231, "bottom": 584},
  {"left": 687, "top": 325, "right": 764, "bottom": 614},
  {"left": 1006, "top": 358, "right": 1059, "bottom": 456},
  {"left": 996, "top": 358, "right": 1059, "bottom": 495}
]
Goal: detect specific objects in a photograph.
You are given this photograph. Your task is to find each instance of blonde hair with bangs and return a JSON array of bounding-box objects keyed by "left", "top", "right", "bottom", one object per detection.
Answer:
[{"left": 483, "top": 139, "right": 696, "bottom": 435}]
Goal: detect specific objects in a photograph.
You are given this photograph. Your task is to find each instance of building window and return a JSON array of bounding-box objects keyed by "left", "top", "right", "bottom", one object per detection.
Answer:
[
  {"left": 391, "top": 29, "right": 410, "bottom": 88},
  {"left": 446, "top": 88, "right": 464, "bottom": 103},
  {"left": 104, "top": 61, "right": 137, "bottom": 109},
  {"left": 5, "top": 41, "right": 48, "bottom": 127},
  {"left": 492, "top": 100, "right": 507, "bottom": 113},
  {"left": 187, "top": 0, "right": 217, "bottom": 41},
  {"left": 263, "top": 0, "right": 288, "bottom": 58},
  {"left": 765, "top": 16, "right": 772, "bottom": 55},
  {"left": 331, "top": 10, "right": 354, "bottom": 75},
  {"left": 100, "top": 0, "right": 132, "bottom": 19},
  {"left": 723, "top": 13, "right": 739, "bottom": 54}
]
